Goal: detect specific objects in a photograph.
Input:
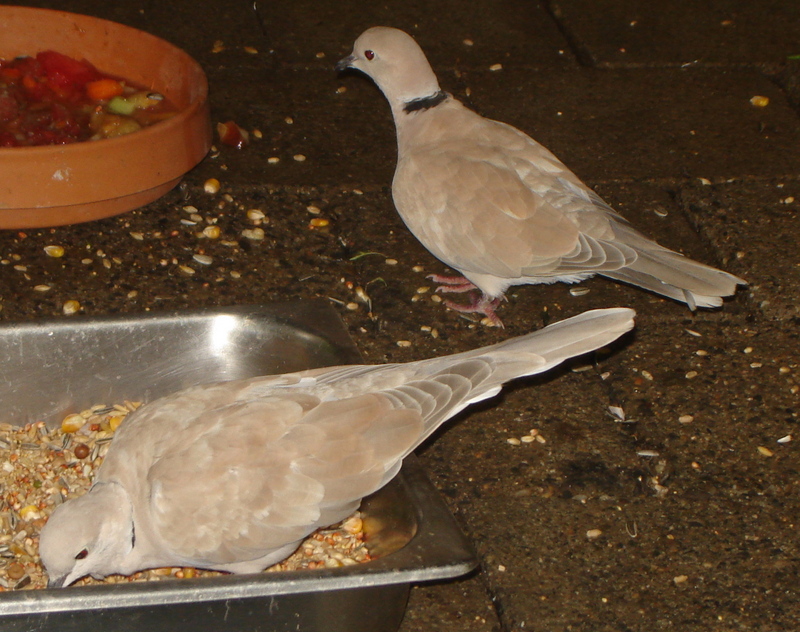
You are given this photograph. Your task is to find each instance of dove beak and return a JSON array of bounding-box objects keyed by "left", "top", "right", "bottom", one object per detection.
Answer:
[
  {"left": 335, "top": 53, "right": 357, "bottom": 73},
  {"left": 47, "top": 574, "right": 67, "bottom": 589}
]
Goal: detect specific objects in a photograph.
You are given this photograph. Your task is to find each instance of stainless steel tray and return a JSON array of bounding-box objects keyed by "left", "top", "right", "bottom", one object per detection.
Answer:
[{"left": 0, "top": 301, "right": 478, "bottom": 631}]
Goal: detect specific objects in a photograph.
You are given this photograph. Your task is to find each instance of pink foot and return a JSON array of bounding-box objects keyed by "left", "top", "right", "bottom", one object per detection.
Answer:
[
  {"left": 427, "top": 274, "right": 503, "bottom": 328},
  {"left": 426, "top": 274, "right": 505, "bottom": 326},
  {"left": 426, "top": 274, "right": 477, "bottom": 294},
  {"left": 442, "top": 294, "right": 505, "bottom": 328}
]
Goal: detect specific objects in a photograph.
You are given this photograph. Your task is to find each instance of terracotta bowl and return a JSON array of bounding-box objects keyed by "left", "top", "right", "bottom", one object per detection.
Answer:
[{"left": 0, "top": 6, "right": 212, "bottom": 229}]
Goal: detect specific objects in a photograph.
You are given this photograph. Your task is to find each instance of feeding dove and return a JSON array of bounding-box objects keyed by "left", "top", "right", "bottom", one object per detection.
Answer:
[
  {"left": 40, "top": 307, "right": 634, "bottom": 588},
  {"left": 336, "top": 27, "right": 745, "bottom": 326}
]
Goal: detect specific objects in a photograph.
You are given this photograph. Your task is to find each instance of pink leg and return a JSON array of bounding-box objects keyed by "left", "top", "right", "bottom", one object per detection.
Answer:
[{"left": 426, "top": 274, "right": 505, "bottom": 326}]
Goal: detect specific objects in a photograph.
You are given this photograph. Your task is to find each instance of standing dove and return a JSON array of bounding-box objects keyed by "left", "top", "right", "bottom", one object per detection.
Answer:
[
  {"left": 40, "top": 307, "right": 634, "bottom": 588},
  {"left": 336, "top": 27, "right": 745, "bottom": 326}
]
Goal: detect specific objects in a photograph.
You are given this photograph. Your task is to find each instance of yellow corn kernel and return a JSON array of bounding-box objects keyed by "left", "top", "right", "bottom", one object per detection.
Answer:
[{"left": 61, "top": 413, "right": 85, "bottom": 434}]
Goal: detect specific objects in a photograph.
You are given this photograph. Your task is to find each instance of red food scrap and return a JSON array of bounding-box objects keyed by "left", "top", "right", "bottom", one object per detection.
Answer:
[{"left": 217, "top": 120, "right": 249, "bottom": 148}]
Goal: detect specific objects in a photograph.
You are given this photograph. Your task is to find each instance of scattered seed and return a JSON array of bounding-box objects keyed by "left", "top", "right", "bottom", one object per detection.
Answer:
[
  {"left": 43, "top": 245, "right": 64, "bottom": 258},
  {"left": 33, "top": 285, "right": 51, "bottom": 292},
  {"left": 653, "top": 208, "right": 669, "bottom": 217},
  {"left": 203, "top": 178, "right": 221, "bottom": 194},
  {"left": 267, "top": 157, "right": 280, "bottom": 164},
  {"left": 749, "top": 95, "right": 769, "bottom": 107},
  {"left": 685, "top": 371, "right": 698, "bottom": 379},
  {"left": 685, "top": 329, "right": 702, "bottom": 337},
  {"left": 489, "top": 63, "right": 503, "bottom": 71},
  {"left": 345, "top": 302, "right": 359, "bottom": 311},
  {"left": 385, "top": 258, "right": 398, "bottom": 265},
  {"left": 637, "top": 450, "right": 660, "bottom": 457},
  {"left": 62, "top": 300, "right": 81, "bottom": 316},
  {"left": 520, "top": 435, "right": 535, "bottom": 443},
  {"left": 743, "top": 347, "right": 753, "bottom": 354},
  {"left": 679, "top": 414, "right": 694, "bottom": 424},
  {"left": 506, "top": 438, "right": 521, "bottom": 446},
  {"left": 673, "top": 575, "right": 689, "bottom": 585},
  {"left": 244, "top": 46, "right": 258, "bottom": 54},
  {"left": 608, "top": 405, "right": 626, "bottom": 422},
  {"left": 193, "top": 254, "right": 213, "bottom": 266},
  {"left": 178, "top": 265, "right": 196, "bottom": 276},
  {"left": 129, "top": 232, "right": 144, "bottom": 241},
  {"left": 293, "top": 154, "right": 306, "bottom": 162},
  {"left": 309, "top": 218, "right": 329, "bottom": 228},
  {"left": 241, "top": 228, "right": 265, "bottom": 241},
  {"left": 757, "top": 446, "right": 773, "bottom": 457},
  {"left": 202, "top": 226, "right": 221, "bottom": 239},
  {"left": 570, "top": 287, "right": 590, "bottom": 297},
  {"left": 586, "top": 529, "right": 602, "bottom": 540},
  {"left": 641, "top": 370, "right": 653, "bottom": 381},
  {"left": 696, "top": 350, "right": 708, "bottom": 356},
  {"left": 777, "top": 435, "right": 792, "bottom": 444},
  {"left": 247, "top": 209, "right": 266, "bottom": 222},
  {"left": 396, "top": 340, "right": 412, "bottom": 347}
]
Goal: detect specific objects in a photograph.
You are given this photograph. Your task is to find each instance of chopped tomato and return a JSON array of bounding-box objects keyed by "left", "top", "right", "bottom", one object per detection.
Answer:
[{"left": 0, "top": 50, "right": 176, "bottom": 146}]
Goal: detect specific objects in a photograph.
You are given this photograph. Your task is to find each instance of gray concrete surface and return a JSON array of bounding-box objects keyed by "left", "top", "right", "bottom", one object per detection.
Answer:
[{"left": 3, "top": 1, "right": 800, "bottom": 630}]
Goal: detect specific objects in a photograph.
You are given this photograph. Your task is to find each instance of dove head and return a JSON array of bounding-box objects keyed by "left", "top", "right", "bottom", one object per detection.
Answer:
[
  {"left": 39, "top": 482, "right": 135, "bottom": 588},
  {"left": 337, "top": 27, "right": 441, "bottom": 112}
]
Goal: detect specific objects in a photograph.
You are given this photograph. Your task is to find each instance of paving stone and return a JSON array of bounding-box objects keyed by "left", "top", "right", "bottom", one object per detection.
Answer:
[
  {"left": 550, "top": 0, "right": 800, "bottom": 67},
  {"left": 461, "top": 66, "right": 800, "bottom": 181},
  {"left": 678, "top": 179, "right": 800, "bottom": 320}
]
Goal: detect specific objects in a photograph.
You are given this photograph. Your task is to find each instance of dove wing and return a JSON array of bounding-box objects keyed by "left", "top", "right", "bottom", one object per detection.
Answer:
[
  {"left": 393, "top": 105, "right": 643, "bottom": 282},
  {"left": 145, "top": 392, "right": 423, "bottom": 566}
]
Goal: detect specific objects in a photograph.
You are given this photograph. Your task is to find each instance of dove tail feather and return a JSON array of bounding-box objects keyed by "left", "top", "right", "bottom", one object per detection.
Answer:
[
  {"left": 396, "top": 307, "right": 635, "bottom": 456},
  {"left": 601, "top": 249, "right": 746, "bottom": 309}
]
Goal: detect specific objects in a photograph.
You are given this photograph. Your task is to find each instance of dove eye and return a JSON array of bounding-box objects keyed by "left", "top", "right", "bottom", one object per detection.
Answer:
[
  {"left": 364, "top": 50, "right": 375, "bottom": 61},
  {"left": 74, "top": 549, "right": 88, "bottom": 560}
]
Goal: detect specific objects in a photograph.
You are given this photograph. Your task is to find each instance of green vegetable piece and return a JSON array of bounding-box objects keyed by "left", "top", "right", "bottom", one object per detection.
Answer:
[{"left": 108, "top": 96, "right": 136, "bottom": 116}]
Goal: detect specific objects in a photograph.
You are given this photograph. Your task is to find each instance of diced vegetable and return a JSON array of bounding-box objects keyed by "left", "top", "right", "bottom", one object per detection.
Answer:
[
  {"left": 0, "top": 50, "right": 177, "bottom": 146},
  {"left": 85, "top": 78, "right": 124, "bottom": 102}
]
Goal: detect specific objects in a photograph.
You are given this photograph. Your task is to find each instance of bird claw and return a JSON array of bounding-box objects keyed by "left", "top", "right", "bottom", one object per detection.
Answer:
[
  {"left": 441, "top": 295, "right": 505, "bottom": 328},
  {"left": 426, "top": 274, "right": 477, "bottom": 294},
  {"left": 426, "top": 274, "right": 504, "bottom": 326}
]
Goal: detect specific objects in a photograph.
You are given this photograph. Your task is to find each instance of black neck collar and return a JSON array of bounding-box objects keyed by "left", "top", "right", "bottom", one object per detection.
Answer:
[{"left": 403, "top": 90, "right": 448, "bottom": 113}]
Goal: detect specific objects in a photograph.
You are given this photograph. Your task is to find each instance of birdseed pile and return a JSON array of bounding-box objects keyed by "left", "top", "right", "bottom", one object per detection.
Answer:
[{"left": 0, "top": 404, "right": 370, "bottom": 591}]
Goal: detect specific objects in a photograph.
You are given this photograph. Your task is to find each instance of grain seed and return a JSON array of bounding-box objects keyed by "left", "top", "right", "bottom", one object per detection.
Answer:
[
  {"left": 43, "top": 245, "right": 64, "bottom": 258},
  {"left": 203, "top": 178, "right": 221, "bottom": 194},
  {"left": 62, "top": 300, "right": 81, "bottom": 315}
]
